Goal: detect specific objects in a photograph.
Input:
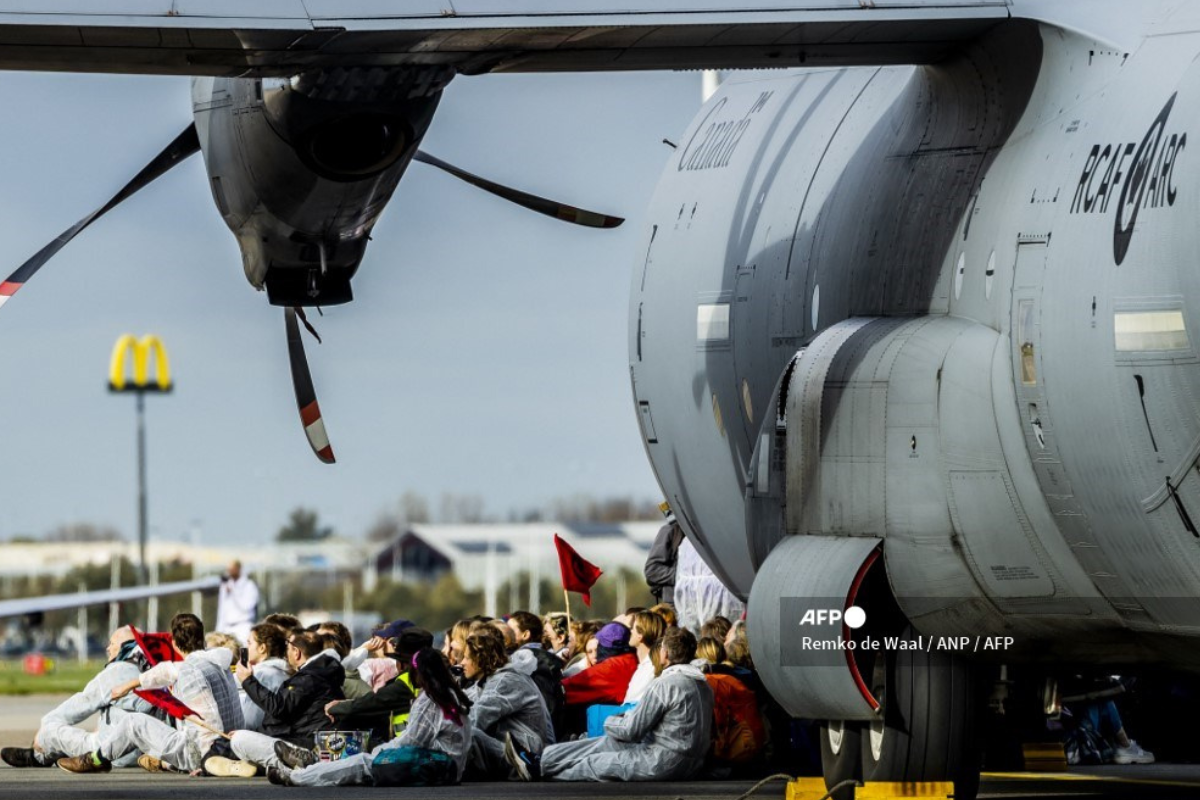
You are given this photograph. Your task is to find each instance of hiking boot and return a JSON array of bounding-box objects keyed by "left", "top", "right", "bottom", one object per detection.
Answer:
[
  {"left": 273, "top": 740, "right": 317, "bottom": 770},
  {"left": 503, "top": 732, "right": 541, "bottom": 781},
  {"left": 204, "top": 756, "right": 257, "bottom": 778},
  {"left": 266, "top": 766, "right": 294, "bottom": 786},
  {"left": 1113, "top": 740, "right": 1155, "bottom": 764},
  {"left": 57, "top": 753, "right": 111, "bottom": 774},
  {"left": 1, "top": 747, "right": 48, "bottom": 768}
]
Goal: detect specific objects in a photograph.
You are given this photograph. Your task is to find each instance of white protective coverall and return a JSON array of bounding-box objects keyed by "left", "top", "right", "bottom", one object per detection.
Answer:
[
  {"left": 674, "top": 538, "right": 746, "bottom": 634},
  {"left": 34, "top": 659, "right": 155, "bottom": 766},
  {"left": 540, "top": 662, "right": 713, "bottom": 782},
  {"left": 284, "top": 691, "right": 474, "bottom": 787},
  {"left": 467, "top": 663, "right": 554, "bottom": 777},
  {"left": 215, "top": 575, "right": 259, "bottom": 645},
  {"left": 238, "top": 657, "right": 290, "bottom": 733},
  {"left": 97, "top": 647, "right": 244, "bottom": 772}
]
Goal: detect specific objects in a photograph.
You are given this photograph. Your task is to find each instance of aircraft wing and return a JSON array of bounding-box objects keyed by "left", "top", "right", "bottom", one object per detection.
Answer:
[
  {"left": 0, "top": 576, "right": 221, "bottom": 620},
  {"left": 0, "top": 1, "right": 1017, "bottom": 77}
]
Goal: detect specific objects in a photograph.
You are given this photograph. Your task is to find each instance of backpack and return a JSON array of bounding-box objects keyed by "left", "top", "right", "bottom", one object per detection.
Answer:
[{"left": 706, "top": 673, "right": 766, "bottom": 764}]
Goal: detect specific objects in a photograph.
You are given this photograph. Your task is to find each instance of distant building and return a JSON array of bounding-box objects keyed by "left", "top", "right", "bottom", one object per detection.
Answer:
[{"left": 373, "top": 522, "right": 659, "bottom": 613}]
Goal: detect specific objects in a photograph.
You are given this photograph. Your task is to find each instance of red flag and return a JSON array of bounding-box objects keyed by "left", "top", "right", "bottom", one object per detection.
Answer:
[
  {"left": 554, "top": 533, "right": 603, "bottom": 606},
  {"left": 130, "top": 625, "right": 180, "bottom": 666},
  {"left": 134, "top": 688, "right": 201, "bottom": 720}
]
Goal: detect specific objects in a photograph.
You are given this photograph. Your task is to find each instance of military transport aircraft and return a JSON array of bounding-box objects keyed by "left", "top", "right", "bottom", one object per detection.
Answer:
[{"left": 2, "top": 1, "right": 1200, "bottom": 797}]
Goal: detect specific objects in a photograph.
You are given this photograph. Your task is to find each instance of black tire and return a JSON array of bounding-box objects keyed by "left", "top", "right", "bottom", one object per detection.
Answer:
[
  {"left": 860, "top": 628, "right": 981, "bottom": 800},
  {"left": 819, "top": 719, "right": 862, "bottom": 800}
]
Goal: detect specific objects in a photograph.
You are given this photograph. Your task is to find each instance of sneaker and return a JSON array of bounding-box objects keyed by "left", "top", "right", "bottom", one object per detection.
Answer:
[
  {"left": 502, "top": 732, "right": 541, "bottom": 781},
  {"left": 203, "top": 756, "right": 257, "bottom": 778},
  {"left": 1113, "top": 740, "right": 1155, "bottom": 765},
  {"left": 273, "top": 740, "right": 317, "bottom": 770},
  {"left": 1, "top": 747, "right": 48, "bottom": 768},
  {"left": 57, "top": 753, "right": 112, "bottom": 774},
  {"left": 266, "top": 766, "right": 294, "bottom": 786},
  {"left": 137, "top": 754, "right": 179, "bottom": 773}
]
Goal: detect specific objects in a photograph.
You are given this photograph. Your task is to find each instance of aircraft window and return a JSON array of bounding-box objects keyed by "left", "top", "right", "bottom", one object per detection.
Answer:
[
  {"left": 742, "top": 378, "right": 754, "bottom": 424},
  {"left": 712, "top": 393, "right": 726, "bottom": 438},
  {"left": 954, "top": 252, "right": 965, "bottom": 300},
  {"left": 984, "top": 251, "right": 996, "bottom": 300},
  {"left": 1018, "top": 300, "right": 1036, "bottom": 385},
  {"left": 697, "top": 303, "right": 730, "bottom": 341},
  {"left": 1114, "top": 310, "right": 1189, "bottom": 351},
  {"left": 811, "top": 285, "right": 820, "bottom": 331}
]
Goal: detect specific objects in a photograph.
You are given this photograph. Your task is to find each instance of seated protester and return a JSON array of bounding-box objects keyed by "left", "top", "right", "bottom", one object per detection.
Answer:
[
  {"left": 2, "top": 626, "right": 157, "bottom": 768},
  {"left": 623, "top": 611, "right": 667, "bottom": 704},
  {"left": 700, "top": 616, "right": 734, "bottom": 643},
  {"left": 563, "top": 628, "right": 601, "bottom": 678},
  {"left": 507, "top": 611, "right": 566, "bottom": 737},
  {"left": 324, "top": 628, "right": 433, "bottom": 747},
  {"left": 270, "top": 647, "right": 474, "bottom": 787},
  {"left": 261, "top": 613, "right": 302, "bottom": 631},
  {"left": 492, "top": 620, "right": 519, "bottom": 654},
  {"left": 58, "top": 614, "right": 245, "bottom": 775},
  {"left": 649, "top": 603, "right": 678, "bottom": 629},
  {"left": 562, "top": 623, "right": 637, "bottom": 707},
  {"left": 341, "top": 619, "right": 414, "bottom": 699},
  {"left": 506, "top": 627, "right": 713, "bottom": 782},
  {"left": 238, "top": 624, "right": 292, "bottom": 733},
  {"left": 695, "top": 652, "right": 766, "bottom": 772},
  {"left": 696, "top": 636, "right": 726, "bottom": 667},
  {"left": 462, "top": 625, "right": 554, "bottom": 779},
  {"left": 543, "top": 613, "right": 572, "bottom": 662},
  {"left": 316, "top": 621, "right": 352, "bottom": 657},
  {"left": 206, "top": 630, "right": 344, "bottom": 777}
]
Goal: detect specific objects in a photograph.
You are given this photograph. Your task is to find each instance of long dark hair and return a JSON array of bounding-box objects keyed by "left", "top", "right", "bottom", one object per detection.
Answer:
[{"left": 412, "top": 647, "right": 472, "bottom": 726}]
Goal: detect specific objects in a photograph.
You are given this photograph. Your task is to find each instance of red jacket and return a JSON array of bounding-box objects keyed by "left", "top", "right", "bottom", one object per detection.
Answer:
[{"left": 562, "top": 653, "right": 638, "bottom": 706}]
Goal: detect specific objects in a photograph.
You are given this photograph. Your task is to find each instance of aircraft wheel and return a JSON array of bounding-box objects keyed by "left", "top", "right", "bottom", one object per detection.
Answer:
[
  {"left": 860, "top": 627, "right": 981, "bottom": 800},
  {"left": 819, "top": 719, "right": 861, "bottom": 800}
]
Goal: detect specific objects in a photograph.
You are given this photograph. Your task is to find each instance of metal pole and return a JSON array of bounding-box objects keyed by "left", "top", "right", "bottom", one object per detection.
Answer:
[
  {"left": 137, "top": 391, "right": 148, "bottom": 585},
  {"left": 108, "top": 555, "right": 120, "bottom": 634},
  {"left": 76, "top": 583, "right": 87, "bottom": 665}
]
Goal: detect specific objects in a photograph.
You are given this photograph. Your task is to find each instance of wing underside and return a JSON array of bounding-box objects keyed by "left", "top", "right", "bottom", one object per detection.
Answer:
[{"left": 0, "top": 1, "right": 1017, "bottom": 76}]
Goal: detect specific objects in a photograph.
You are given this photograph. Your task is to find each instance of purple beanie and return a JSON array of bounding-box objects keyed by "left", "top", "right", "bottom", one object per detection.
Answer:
[{"left": 595, "top": 622, "right": 631, "bottom": 649}]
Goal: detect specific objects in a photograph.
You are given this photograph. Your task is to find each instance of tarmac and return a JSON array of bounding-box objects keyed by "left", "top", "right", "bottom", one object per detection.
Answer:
[{"left": 1, "top": 695, "right": 1198, "bottom": 799}]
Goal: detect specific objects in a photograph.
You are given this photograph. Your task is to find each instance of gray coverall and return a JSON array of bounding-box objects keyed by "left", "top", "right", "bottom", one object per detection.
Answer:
[
  {"left": 541, "top": 663, "right": 713, "bottom": 782},
  {"left": 467, "top": 664, "right": 554, "bottom": 778},
  {"left": 34, "top": 659, "right": 155, "bottom": 766}
]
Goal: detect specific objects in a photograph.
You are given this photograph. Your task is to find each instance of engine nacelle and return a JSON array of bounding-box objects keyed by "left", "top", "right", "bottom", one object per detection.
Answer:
[{"left": 191, "top": 66, "right": 453, "bottom": 306}]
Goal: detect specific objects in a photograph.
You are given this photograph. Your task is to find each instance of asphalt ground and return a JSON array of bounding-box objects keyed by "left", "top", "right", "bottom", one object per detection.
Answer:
[{"left": 2, "top": 695, "right": 1198, "bottom": 799}]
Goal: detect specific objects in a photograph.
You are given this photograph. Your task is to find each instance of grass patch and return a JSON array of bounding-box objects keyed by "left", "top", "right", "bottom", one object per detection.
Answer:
[{"left": 0, "top": 659, "right": 104, "bottom": 695}]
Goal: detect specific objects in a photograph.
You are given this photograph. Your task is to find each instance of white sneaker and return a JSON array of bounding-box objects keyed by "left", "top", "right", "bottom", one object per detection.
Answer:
[
  {"left": 1113, "top": 740, "right": 1155, "bottom": 764},
  {"left": 203, "top": 756, "right": 258, "bottom": 778}
]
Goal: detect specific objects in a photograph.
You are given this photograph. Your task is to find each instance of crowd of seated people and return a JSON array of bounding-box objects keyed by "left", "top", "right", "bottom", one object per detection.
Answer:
[{"left": 3, "top": 602, "right": 783, "bottom": 787}]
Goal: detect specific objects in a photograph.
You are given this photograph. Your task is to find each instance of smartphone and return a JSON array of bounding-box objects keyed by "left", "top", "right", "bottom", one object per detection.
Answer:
[{"left": 239, "top": 647, "right": 249, "bottom": 667}]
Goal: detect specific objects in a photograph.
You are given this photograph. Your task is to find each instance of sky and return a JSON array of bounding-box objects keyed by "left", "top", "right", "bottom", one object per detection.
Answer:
[{"left": 0, "top": 68, "right": 705, "bottom": 546}]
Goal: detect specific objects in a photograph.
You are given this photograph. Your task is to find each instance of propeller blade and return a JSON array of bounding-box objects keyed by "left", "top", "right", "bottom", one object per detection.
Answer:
[
  {"left": 285, "top": 307, "right": 336, "bottom": 464},
  {"left": 0, "top": 124, "right": 201, "bottom": 310},
  {"left": 413, "top": 150, "right": 624, "bottom": 229}
]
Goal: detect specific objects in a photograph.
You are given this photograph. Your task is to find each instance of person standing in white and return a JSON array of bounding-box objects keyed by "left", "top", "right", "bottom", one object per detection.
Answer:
[{"left": 216, "top": 560, "right": 259, "bottom": 645}]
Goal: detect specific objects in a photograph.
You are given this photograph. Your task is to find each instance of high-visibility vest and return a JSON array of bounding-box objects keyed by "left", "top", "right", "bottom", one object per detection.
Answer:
[{"left": 389, "top": 672, "right": 418, "bottom": 738}]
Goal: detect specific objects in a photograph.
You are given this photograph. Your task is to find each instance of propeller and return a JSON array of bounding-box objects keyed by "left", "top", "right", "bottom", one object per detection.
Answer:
[
  {"left": 0, "top": 124, "right": 200, "bottom": 309},
  {"left": 285, "top": 306, "right": 335, "bottom": 464},
  {"left": 0, "top": 125, "right": 623, "bottom": 466},
  {"left": 413, "top": 150, "right": 624, "bottom": 228}
]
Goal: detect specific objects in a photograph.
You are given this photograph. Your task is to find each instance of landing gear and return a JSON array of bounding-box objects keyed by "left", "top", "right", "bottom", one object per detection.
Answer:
[
  {"left": 860, "top": 628, "right": 982, "bottom": 800},
  {"left": 819, "top": 720, "right": 861, "bottom": 800}
]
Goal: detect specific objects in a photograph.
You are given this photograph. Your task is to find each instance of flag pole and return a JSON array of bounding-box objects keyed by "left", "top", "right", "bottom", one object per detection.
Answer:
[
  {"left": 563, "top": 588, "right": 573, "bottom": 632},
  {"left": 185, "top": 716, "right": 230, "bottom": 740}
]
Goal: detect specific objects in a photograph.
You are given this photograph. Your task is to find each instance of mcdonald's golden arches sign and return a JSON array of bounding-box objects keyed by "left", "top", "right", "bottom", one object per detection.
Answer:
[{"left": 108, "top": 334, "right": 172, "bottom": 393}]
